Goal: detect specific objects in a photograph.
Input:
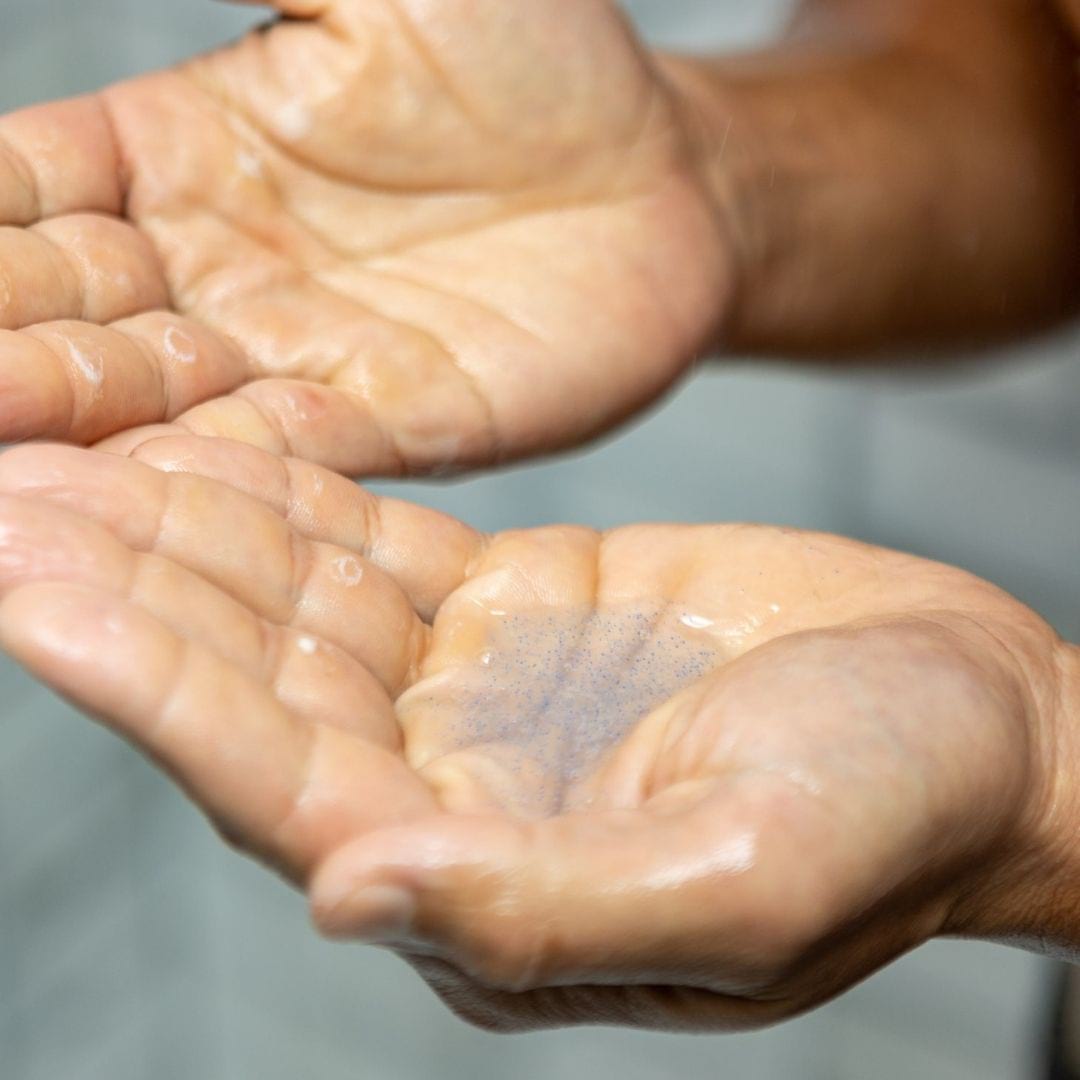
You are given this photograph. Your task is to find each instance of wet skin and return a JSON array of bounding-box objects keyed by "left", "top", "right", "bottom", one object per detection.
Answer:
[
  {"left": 0, "top": 0, "right": 727, "bottom": 474},
  {"left": 0, "top": 436, "right": 1073, "bottom": 1032},
  {"left": 2, "top": 0, "right": 1078, "bottom": 471}
]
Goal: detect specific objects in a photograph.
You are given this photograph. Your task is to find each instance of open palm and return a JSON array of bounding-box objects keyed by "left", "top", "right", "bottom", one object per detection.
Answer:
[
  {"left": 0, "top": 0, "right": 727, "bottom": 474},
  {"left": 0, "top": 436, "right": 1069, "bottom": 1032}
]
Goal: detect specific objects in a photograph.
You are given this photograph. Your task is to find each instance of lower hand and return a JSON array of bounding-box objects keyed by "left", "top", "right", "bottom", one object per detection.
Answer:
[{"left": 0, "top": 437, "right": 1073, "bottom": 1032}]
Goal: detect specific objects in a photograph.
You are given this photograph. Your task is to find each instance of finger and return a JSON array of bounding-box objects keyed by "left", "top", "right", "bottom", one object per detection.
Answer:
[
  {"left": 0, "top": 214, "right": 167, "bottom": 331},
  {"left": 412, "top": 525, "right": 600, "bottom": 682},
  {"left": 429, "top": 525, "right": 601, "bottom": 630},
  {"left": 0, "top": 313, "right": 249, "bottom": 444},
  {"left": 0, "top": 444, "right": 428, "bottom": 692},
  {"left": 178, "top": 379, "right": 406, "bottom": 476},
  {"left": 0, "top": 493, "right": 397, "bottom": 743},
  {"left": 309, "top": 783, "right": 825, "bottom": 996},
  {"left": 179, "top": 274, "right": 501, "bottom": 473},
  {"left": 0, "top": 582, "right": 436, "bottom": 881},
  {"left": 384, "top": 526, "right": 605, "bottom": 796},
  {"left": 85, "top": 209, "right": 498, "bottom": 474},
  {"left": 0, "top": 96, "right": 125, "bottom": 225},
  {"left": 94, "top": 421, "right": 190, "bottom": 454},
  {"left": 128, "top": 435, "right": 482, "bottom": 620},
  {"left": 98, "top": 379, "right": 403, "bottom": 476}
]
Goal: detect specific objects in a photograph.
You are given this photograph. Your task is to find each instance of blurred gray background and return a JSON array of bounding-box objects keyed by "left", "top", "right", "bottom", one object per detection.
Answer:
[{"left": 2, "top": 2, "right": 1078, "bottom": 1078}]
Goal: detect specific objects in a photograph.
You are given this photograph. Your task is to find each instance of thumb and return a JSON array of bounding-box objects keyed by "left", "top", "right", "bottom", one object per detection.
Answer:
[{"left": 309, "top": 791, "right": 820, "bottom": 995}]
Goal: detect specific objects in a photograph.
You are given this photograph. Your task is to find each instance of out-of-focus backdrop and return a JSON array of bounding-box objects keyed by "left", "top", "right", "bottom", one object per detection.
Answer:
[{"left": 1, "top": 2, "right": 1078, "bottom": 1078}]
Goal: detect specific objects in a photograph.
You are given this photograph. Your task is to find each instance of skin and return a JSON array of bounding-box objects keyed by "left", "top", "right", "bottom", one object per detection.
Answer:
[
  {"left": 0, "top": 436, "right": 1076, "bottom": 1033},
  {"left": 0, "top": 0, "right": 1076, "bottom": 475},
  {"left": 668, "top": 0, "right": 1080, "bottom": 352},
  {"left": 1, "top": 0, "right": 1078, "bottom": 1036},
  {"left": 0, "top": 0, "right": 728, "bottom": 474}
]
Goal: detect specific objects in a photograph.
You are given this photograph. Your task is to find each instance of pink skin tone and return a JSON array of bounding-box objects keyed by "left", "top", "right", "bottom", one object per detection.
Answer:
[
  {"left": 1, "top": 0, "right": 1079, "bottom": 1037},
  {"left": 0, "top": 0, "right": 727, "bottom": 474},
  {"left": 0, "top": 436, "right": 1074, "bottom": 1032},
  {"left": 5, "top": 0, "right": 1068, "bottom": 478}
]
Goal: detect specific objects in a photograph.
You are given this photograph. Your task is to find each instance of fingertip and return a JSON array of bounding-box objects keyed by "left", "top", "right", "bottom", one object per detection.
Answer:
[
  {"left": 95, "top": 423, "right": 188, "bottom": 457},
  {"left": 132, "top": 434, "right": 279, "bottom": 495},
  {"left": 308, "top": 829, "right": 423, "bottom": 927},
  {"left": 309, "top": 832, "right": 415, "bottom": 941},
  {"left": 126, "top": 433, "right": 203, "bottom": 472},
  {"left": 309, "top": 815, "right": 526, "bottom": 939},
  {"left": 310, "top": 878, "right": 419, "bottom": 944}
]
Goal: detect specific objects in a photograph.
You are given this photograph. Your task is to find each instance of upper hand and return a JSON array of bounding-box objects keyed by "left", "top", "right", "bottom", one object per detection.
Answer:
[
  {"left": 0, "top": 0, "right": 728, "bottom": 475},
  {"left": 0, "top": 436, "right": 1073, "bottom": 1032}
]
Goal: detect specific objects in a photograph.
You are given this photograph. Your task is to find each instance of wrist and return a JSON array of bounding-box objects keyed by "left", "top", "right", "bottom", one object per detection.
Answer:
[
  {"left": 656, "top": 42, "right": 946, "bottom": 355},
  {"left": 1033, "top": 644, "right": 1080, "bottom": 955},
  {"left": 653, "top": 54, "right": 744, "bottom": 357},
  {"left": 946, "top": 641, "right": 1080, "bottom": 958},
  {"left": 653, "top": 3, "right": 1080, "bottom": 357}
]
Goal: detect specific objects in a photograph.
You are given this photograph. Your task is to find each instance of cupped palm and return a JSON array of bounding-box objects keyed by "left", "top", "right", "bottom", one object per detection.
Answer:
[
  {"left": 0, "top": 0, "right": 727, "bottom": 473},
  {"left": 0, "top": 436, "right": 1068, "bottom": 1032}
]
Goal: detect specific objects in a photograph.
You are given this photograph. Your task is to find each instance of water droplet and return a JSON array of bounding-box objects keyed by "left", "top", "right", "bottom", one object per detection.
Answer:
[
  {"left": 274, "top": 101, "right": 313, "bottom": 142},
  {"left": 680, "top": 613, "right": 715, "bottom": 630},
  {"left": 237, "top": 149, "right": 263, "bottom": 179},
  {"left": 66, "top": 338, "right": 104, "bottom": 389},
  {"left": 163, "top": 325, "right": 197, "bottom": 366},
  {"left": 331, "top": 555, "right": 364, "bottom": 587}
]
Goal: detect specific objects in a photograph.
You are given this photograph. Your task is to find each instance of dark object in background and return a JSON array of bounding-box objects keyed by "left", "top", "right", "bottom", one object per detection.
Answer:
[{"left": 1047, "top": 965, "right": 1080, "bottom": 1079}]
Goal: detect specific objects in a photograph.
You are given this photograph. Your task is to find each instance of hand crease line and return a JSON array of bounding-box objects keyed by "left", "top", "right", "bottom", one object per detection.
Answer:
[
  {"left": 181, "top": 67, "right": 492, "bottom": 198},
  {"left": 283, "top": 526, "right": 320, "bottom": 625},
  {"left": 175, "top": 69, "right": 657, "bottom": 258},
  {"left": 96, "top": 90, "right": 135, "bottom": 222},
  {"left": 0, "top": 129, "right": 40, "bottom": 224},
  {"left": 384, "top": 2, "right": 499, "bottom": 141},
  {"left": 337, "top": 264, "right": 513, "bottom": 459},
  {"left": 24, "top": 330, "right": 80, "bottom": 438},
  {"left": 22, "top": 226, "right": 85, "bottom": 322},
  {"left": 146, "top": 627, "right": 198, "bottom": 751},
  {"left": 109, "top": 321, "right": 172, "bottom": 419},
  {"left": 265, "top": 710, "right": 324, "bottom": 879}
]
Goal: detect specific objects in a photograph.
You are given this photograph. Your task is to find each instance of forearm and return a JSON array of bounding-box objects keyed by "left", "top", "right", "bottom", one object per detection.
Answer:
[{"left": 660, "top": 0, "right": 1080, "bottom": 355}]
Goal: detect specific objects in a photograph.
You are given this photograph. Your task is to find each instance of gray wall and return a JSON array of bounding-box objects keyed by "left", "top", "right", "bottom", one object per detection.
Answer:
[{"left": 2, "top": 2, "right": 1077, "bottom": 1078}]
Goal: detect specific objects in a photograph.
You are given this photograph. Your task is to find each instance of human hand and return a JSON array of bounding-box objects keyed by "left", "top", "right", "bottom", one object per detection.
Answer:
[
  {"left": 0, "top": 437, "right": 1073, "bottom": 1032},
  {"left": 0, "top": 0, "right": 728, "bottom": 475}
]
